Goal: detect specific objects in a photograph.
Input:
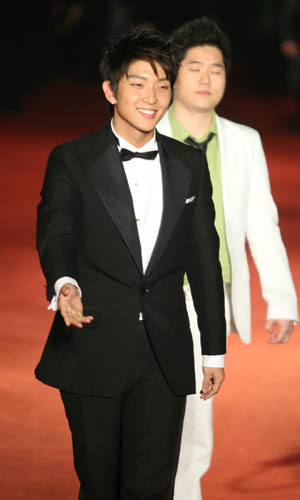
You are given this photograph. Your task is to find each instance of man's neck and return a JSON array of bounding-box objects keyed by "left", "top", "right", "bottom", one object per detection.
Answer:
[
  {"left": 112, "top": 118, "right": 154, "bottom": 149},
  {"left": 172, "top": 102, "right": 214, "bottom": 139}
]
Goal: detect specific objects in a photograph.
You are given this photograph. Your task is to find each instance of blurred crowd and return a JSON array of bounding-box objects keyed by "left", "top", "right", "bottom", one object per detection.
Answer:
[{"left": 1, "top": 0, "right": 300, "bottom": 128}]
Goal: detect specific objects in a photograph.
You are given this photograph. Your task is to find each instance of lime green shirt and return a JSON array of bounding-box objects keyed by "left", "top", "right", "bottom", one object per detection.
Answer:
[{"left": 168, "top": 106, "right": 231, "bottom": 283}]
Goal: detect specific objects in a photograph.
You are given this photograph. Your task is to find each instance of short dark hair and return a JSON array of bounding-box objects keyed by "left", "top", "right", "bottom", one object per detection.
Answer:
[
  {"left": 170, "top": 17, "right": 231, "bottom": 74},
  {"left": 100, "top": 24, "right": 180, "bottom": 116}
]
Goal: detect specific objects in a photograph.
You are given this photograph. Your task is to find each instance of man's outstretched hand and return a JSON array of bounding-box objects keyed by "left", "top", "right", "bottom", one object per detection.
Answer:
[
  {"left": 58, "top": 284, "right": 94, "bottom": 328},
  {"left": 265, "top": 319, "right": 294, "bottom": 344},
  {"left": 201, "top": 367, "right": 225, "bottom": 400}
]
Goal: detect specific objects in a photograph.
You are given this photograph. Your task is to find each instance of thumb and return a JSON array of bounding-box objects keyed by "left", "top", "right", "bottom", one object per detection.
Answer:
[{"left": 61, "top": 285, "right": 71, "bottom": 297}]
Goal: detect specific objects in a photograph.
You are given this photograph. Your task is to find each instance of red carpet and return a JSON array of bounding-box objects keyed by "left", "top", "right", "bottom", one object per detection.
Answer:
[{"left": 0, "top": 77, "right": 299, "bottom": 499}]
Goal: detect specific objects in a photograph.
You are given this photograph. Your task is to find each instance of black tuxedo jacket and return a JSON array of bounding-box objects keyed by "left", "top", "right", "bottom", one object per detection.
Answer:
[{"left": 35, "top": 123, "right": 226, "bottom": 397}]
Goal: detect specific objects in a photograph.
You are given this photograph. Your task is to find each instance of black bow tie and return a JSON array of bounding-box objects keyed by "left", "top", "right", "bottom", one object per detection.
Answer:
[
  {"left": 120, "top": 148, "right": 159, "bottom": 162},
  {"left": 184, "top": 132, "right": 215, "bottom": 154}
]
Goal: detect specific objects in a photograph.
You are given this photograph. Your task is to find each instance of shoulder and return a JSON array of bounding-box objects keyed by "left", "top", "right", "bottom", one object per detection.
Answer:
[
  {"left": 217, "top": 115, "right": 262, "bottom": 145},
  {"left": 49, "top": 123, "right": 110, "bottom": 159},
  {"left": 157, "top": 131, "right": 206, "bottom": 164}
]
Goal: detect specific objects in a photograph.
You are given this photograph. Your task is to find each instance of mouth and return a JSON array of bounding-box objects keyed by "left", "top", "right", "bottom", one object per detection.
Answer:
[
  {"left": 138, "top": 109, "right": 157, "bottom": 118},
  {"left": 196, "top": 90, "right": 211, "bottom": 96}
]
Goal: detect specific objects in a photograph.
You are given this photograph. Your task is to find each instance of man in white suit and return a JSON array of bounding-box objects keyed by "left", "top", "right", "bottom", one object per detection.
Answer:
[{"left": 157, "top": 17, "right": 298, "bottom": 500}]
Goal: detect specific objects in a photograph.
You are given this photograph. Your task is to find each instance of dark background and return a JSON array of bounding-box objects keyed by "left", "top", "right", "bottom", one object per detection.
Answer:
[
  {"left": 1, "top": 4, "right": 299, "bottom": 499},
  {"left": 0, "top": 0, "right": 293, "bottom": 113}
]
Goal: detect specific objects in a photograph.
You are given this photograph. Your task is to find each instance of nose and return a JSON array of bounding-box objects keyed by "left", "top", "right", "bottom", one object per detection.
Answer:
[
  {"left": 144, "top": 85, "right": 157, "bottom": 104},
  {"left": 199, "top": 67, "right": 210, "bottom": 84}
]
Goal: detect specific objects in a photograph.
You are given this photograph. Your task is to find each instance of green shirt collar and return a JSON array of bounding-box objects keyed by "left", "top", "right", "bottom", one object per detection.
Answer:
[{"left": 168, "top": 105, "right": 217, "bottom": 144}]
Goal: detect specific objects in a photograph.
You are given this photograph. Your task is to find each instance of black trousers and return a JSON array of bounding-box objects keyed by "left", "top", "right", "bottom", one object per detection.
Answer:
[{"left": 61, "top": 322, "right": 186, "bottom": 500}]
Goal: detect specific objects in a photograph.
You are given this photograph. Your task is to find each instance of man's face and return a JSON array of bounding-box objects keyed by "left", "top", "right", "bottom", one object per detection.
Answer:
[
  {"left": 103, "top": 60, "right": 171, "bottom": 145},
  {"left": 173, "top": 45, "right": 226, "bottom": 113}
]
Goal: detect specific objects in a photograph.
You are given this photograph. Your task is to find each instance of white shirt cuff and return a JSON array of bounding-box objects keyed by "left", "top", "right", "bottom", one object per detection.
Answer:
[
  {"left": 202, "top": 354, "right": 225, "bottom": 368},
  {"left": 47, "top": 277, "right": 82, "bottom": 311}
]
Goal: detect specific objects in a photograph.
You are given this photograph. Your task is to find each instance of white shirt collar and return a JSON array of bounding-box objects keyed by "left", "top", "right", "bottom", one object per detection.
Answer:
[{"left": 111, "top": 120, "right": 158, "bottom": 153}]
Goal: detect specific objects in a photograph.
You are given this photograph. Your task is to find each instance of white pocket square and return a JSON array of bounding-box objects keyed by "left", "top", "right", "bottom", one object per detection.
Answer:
[{"left": 185, "top": 196, "right": 196, "bottom": 204}]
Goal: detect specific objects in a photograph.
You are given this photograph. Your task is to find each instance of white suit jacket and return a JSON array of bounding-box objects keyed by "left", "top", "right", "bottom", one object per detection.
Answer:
[{"left": 157, "top": 113, "right": 298, "bottom": 343}]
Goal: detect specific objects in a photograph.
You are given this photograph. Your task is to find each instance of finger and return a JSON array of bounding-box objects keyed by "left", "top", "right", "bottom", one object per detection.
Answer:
[
  {"left": 59, "top": 301, "right": 72, "bottom": 325},
  {"left": 201, "top": 373, "right": 213, "bottom": 394},
  {"left": 60, "top": 310, "right": 71, "bottom": 327},
  {"left": 67, "top": 308, "right": 84, "bottom": 327},
  {"left": 70, "top": 311, "right": 93, "bottom": 323},
  {"left": 269, "top": 329, "right": 292, "bottom": 344},
  {"left": 69, "top": 318, "right": 84, "bottom": 328},
  {"left": 267, "top": 334, "right": 277, "bottom": 344},
  {"left": 62, "top": 310, "right": 94, "bottom": 328},
  {"left": 81, "top": 315, "right": 94, "bottom": 324},
  {"left": 68, "top": 315, "right": 94, "bottom": 328},
  {"left": 265, "top": 320, "right": 274, "bottom": 333},
  {"left": 269, "top": 330, "right": 286, "bottom": 342},
  {"left": 201, "top": 385, "right": 216, "bottom": 400},
  {"left": 200, "top": 388, "right": 213, "bottom": 400},
  {"left": 278, "top": 325, "right": 293, "bottom": 343},
  {"left": 267, "top": 323, "right": 292, "bottom": 344},
  {"left": 201, "top": 379, "right": 223, "bottom": 400},
  {"left": 266, "top": 325, "right": 276, "bottom": 343},
  {"left": 266, "top": 320, "right": 280, "bottom": 343},
  {"left": 200, "top": 384, "right": 213, "bottom": 398},
  {"left": 60, "top": 304, "right": 81, "bottom": 325}
]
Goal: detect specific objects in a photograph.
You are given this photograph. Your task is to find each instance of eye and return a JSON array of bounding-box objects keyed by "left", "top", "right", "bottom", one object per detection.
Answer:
[
  {"left": 159, "top": 84, "right": 170, "bottom": 90},
  {"left": 130, "top": 82, "right": 143, "bottom": 88}
]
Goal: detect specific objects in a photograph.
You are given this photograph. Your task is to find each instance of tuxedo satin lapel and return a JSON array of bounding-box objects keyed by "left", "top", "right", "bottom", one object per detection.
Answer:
[
  {"left": 145, "top": 136, "right": 192, "bottom": 276},
  {"left": 87, "top": 137, "right": 143, "bottom": 275}
]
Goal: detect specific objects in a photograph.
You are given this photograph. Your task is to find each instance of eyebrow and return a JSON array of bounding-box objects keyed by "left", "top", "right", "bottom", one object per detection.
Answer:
[
  {"left": 187, "top": 60, "right": 224, "bottom": 68},
  {"left": 127, "top": 74, "right": 169, "bottom": 81}
]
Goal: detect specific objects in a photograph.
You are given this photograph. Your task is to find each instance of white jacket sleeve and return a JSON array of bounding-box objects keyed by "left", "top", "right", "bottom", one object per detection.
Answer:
[{"left": 246, "top": 131, "right": 298, "bottom": 322}]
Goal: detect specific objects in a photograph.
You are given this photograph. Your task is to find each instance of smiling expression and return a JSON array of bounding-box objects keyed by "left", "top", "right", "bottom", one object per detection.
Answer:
[
  {"left": 103, "top": 60, "right": 172, "bottom": 147},
  {"left": 173, "top": 45, "right": 226, "bottom": 114}
]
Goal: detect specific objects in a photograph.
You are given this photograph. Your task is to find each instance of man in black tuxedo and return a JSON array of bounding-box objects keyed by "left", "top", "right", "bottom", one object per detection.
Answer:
[{"left": 35, "top": 24, "right": 226, "bottom": 500}]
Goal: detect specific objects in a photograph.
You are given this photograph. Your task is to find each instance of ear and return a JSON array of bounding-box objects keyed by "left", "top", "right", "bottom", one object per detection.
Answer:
[{"left": 102, "top": 80, "right": 117, "bottom": 104}]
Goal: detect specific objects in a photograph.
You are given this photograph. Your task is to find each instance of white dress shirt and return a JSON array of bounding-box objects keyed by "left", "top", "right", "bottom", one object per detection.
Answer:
[
  {"left": 114, "top": 124, "right": 163, "bottom": 273},
  {"left": 48, "top": 122, "right": 224, "bottom": 368}
]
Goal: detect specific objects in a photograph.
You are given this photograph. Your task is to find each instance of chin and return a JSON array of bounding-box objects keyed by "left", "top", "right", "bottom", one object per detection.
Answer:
[
  {"left": 138, "top": 123, "right": 157, "bottom": 133},
  {"left": 195, "top": 104, "right": 213, "bottom": 112}
]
